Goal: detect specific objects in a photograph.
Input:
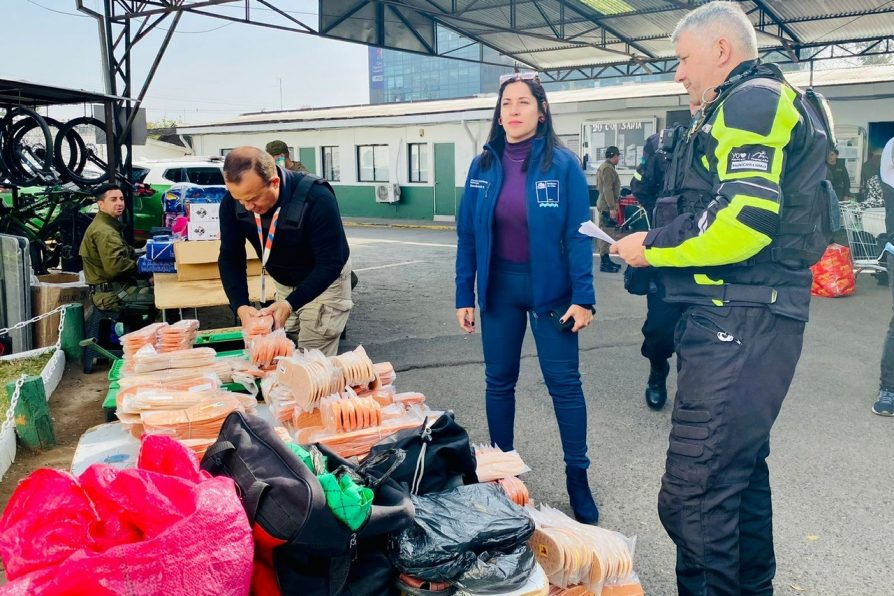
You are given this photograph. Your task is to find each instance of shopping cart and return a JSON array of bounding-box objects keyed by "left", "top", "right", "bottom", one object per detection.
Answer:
[
  {"left": 840, "top": 203, "right": 886, "bottom": 274},
  {"left": 619, "top": 196, "right": 651, "bottom": 231}
]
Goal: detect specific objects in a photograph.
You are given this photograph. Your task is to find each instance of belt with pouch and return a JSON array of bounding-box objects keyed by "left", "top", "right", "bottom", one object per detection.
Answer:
[{"left": 89, "top": 282, "right": 129, "bottom": 299}]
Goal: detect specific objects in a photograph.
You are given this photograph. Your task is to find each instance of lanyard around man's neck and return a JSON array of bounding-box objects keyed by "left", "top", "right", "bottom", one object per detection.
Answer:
[{"left": 254, "top": 207, "right": 281, "bottom": 302}]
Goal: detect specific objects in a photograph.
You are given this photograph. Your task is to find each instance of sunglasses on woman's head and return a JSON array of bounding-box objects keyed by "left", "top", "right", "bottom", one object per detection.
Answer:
[{"left": 499, "top": 72, "right": 541, "bottom": 85}]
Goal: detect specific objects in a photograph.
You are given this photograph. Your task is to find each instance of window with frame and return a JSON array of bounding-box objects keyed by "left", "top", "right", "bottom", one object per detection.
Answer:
[
  {"left": 357, "top": 144, "right": 390, "bottom": 182},
  {"left": 322, "top": 146, "right": 341, "bottom": 181},
  {"left": 162, "top": 168, "right": 184, "bottom": 183},
  {"left": 185, "top": 167, "right": 225, "bottom": 185},
  {"left": 408, "top": 143, "right": 428, "bottom": 183}
]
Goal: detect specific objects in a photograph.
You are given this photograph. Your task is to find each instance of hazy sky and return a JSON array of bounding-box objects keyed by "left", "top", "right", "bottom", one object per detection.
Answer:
[{"left": 3, "top": 0, "right": 370, "bottom": 124}]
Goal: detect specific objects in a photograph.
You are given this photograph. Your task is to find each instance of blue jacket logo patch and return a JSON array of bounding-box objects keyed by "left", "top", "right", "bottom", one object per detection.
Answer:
[{"left": 536, "top": 180, "right": 560, "bottom": 207}]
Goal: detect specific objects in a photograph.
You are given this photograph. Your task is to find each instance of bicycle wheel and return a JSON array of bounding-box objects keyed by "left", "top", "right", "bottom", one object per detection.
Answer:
[
  {"left": 12, "top": 116, "right": 87, "bottom": 182},
  {"left": 54, "top": 117, "right": 110, "bottom": 186},
  {"left": 0, "top": 106, "right": 55, "bottom": 187}
]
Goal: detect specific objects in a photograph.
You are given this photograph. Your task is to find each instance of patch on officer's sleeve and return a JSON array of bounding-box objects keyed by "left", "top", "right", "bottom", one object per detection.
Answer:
[{"left": 727, "top": 145, "right": 774, "bottom": 174}]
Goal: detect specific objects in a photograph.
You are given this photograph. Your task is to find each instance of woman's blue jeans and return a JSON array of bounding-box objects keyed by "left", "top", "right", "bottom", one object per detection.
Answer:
[{"left": 480, "top": 259, "right": 590, "bottom": 470}]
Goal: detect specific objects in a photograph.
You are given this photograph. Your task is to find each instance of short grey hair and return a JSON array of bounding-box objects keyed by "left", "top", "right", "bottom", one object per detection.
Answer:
[{"left": 671, "top": 1, "right": 758, "bottom": 58}]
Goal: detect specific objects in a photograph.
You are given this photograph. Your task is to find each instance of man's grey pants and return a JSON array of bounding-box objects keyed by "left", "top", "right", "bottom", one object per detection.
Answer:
[{"left": 273, "top": 258, "right": 353, "bottom": 356}]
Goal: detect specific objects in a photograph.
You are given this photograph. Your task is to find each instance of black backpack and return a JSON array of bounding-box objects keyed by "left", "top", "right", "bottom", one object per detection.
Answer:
[{"left": 200, "top": 411, "right": 415, "bottom": 595}]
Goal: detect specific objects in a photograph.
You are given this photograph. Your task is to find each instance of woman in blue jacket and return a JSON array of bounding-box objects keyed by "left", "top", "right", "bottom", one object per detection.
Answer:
[{"left": 455, "top": 73, "right": 599, "bottom": 523}]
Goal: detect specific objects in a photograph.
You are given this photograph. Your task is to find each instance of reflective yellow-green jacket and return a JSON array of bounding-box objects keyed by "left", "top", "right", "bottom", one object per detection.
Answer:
[{"left": 644, "top": 61, "right": 832, "bottom": 321}]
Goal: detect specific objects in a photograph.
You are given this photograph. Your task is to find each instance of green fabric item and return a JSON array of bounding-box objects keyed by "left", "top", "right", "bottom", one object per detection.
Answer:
[
  {"left": 319, "top": 472, "right": 374, "bottom": 531},
  {"left": 286, "top": 442, "right": 371, "bottom": 530},
  {"left": 286, "top": 442, "right": 317, "bottom": 471}
]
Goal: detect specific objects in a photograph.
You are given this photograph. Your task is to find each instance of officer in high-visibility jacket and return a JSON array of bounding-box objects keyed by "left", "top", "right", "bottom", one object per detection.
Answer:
[{"left": 612, "top": 3, "right": 838, "bottom": 594}]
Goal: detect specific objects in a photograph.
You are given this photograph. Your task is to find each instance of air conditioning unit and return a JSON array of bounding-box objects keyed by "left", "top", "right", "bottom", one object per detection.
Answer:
[{"left": 375, "top": 183, "right": 401, "bottom": 204}]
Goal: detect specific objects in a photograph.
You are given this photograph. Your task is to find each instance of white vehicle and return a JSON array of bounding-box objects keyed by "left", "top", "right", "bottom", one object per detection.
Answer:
[{"left": 133, "top": 156, "right": 225, "bottom": 189}]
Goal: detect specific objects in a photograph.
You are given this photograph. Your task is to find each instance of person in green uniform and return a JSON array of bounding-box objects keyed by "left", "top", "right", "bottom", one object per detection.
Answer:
[
  {"left": 79, "top": 183, "right": 155, "bottom": 315},
  {"left": 265, "top": 140, "right": 308, "bottom": 173}
]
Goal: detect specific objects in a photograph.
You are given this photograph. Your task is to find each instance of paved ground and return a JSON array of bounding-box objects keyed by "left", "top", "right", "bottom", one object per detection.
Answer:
[
  {"left": 339, "top": 225, "right": 893, "bottom": 594},
  {"left": 2, "top": 223, "right": 891, "bottom": 593}
]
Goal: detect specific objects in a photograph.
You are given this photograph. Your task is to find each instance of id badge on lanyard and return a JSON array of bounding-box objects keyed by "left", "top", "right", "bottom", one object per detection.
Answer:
[{"left": 255, "top": 207, "right": 281, "bottom": 302}]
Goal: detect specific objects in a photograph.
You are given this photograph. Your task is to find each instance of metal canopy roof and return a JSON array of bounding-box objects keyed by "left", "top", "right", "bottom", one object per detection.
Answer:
[
  {"left": 318, "top": 0, "right": 894, "bottom": 80},
  {"left": 0, "top": 78, "right": 125, "bottom": 107},
  {"left": 102, "top": 1, "right": 894, "bottom": 82}
]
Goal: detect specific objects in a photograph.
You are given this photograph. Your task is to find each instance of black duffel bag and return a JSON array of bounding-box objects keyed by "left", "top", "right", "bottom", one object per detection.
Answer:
[
  {"left": 200, "top": 411, "right": 415, "bottom": 596},
  {"left": 366, "top": 411, "right": 478, "bottom": 495}
]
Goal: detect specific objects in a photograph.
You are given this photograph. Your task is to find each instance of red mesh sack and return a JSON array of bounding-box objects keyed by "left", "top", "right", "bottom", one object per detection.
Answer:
[
  {"left": 810, "top": 243, "right": 856, "bottom": 298},
  {"left": 0, "top": 435, "right": 253, "bottom": 595}
]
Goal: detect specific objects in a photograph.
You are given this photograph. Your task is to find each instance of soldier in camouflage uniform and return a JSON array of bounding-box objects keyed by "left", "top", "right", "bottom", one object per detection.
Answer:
[
  {"left": 265, "top": 140, "right": 308, "bottom": 173},
  {"left": 79, "top": 184, "right": 155, "bottom": 314}
]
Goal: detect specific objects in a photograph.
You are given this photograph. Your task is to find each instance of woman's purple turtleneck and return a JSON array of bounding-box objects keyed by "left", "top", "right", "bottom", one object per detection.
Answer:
[{"left": 493, "top": 137, "right": 533, "bottom": 263}]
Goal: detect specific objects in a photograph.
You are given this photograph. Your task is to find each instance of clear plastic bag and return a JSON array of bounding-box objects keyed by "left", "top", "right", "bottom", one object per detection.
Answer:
[
  {"left": 132, "top": 346, "right": 217, "bottom": 374},
  {"left": 157, "top": 319, "right": 200, "bottom": 353},
  {"left": 526, "top": 503, "right": 637, "bottom": 592},
  {"left": 474, "top": 444, "right": 532, "bottom": 482},
  {"left": 248, "top": 328, "right": 295, "bottom": 368}
]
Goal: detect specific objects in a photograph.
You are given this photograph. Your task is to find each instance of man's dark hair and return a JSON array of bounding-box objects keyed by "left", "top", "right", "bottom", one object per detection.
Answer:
[
  {"left": 224, "top": 147, "right": 276, "bottom": 184},
  {"left": 93, "top": 183, "right": 121, "bottom": 201}
]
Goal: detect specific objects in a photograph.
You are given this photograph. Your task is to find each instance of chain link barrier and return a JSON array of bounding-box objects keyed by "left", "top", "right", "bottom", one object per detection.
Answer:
[{"left": 0, "top": 304, "right": 71, "bottom": 437}]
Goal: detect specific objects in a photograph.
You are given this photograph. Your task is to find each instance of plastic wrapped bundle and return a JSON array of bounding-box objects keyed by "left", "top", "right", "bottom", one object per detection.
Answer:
[
  {"left": 275, "top": 350, "right": 344, "bottom": 412},
  {"left": 373, "top": 362, "right": 396, "bottom": 386},
  {"left": 331, "top": 345, "right": 376, "bottom": 389},
  {"left": 131, "top": 346, "right": 217, "bottom": 374},
  {"left": 157, "top": 319, "right": 200, "bottom": 352},
  {"left": 320, "top": 395, "right": 382, "bottom": 433},
  {"left": 475, "top": 444, "right": 532, "bottom": 482},
  {"left": 242, "top": 314, "right": 274, "bottom": 340},
  {"left": 249, "top": 329, "right": 295, "bottom": 368},
  {"left": 142, "top": 394, "right": 257, "bottom": 442},
  {"left": 120, "top": 323, "right": 168, "bottom": 358},
  {"left": 118, "top": 361, "right": 235, "bottom": 388}
]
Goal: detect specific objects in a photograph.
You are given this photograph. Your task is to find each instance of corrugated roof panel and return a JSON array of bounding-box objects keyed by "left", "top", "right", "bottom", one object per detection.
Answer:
[{"left": 790, "top": 14, "right": 894, "bottom": 44}]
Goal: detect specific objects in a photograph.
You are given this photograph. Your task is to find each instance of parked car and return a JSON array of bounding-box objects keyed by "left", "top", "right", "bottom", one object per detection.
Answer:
[{"left": 130, "top": 157, "right": 225, "bottom": 239}]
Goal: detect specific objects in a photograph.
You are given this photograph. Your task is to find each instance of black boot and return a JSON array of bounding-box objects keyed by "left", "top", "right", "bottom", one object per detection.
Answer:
[
  {"left": 599, "top": 254, "right": 620, "bottom": 273},
  {"left": 565, "top": 466, "right": 599, "bottom": 525},
  {"left": 645, "top": 360, "right": 670, "bottom": 410}
]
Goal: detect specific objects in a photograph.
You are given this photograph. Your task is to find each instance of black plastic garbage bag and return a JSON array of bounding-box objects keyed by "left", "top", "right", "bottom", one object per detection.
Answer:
[
  {"left": 454, "top": 544, "right": 536, "bottom": 593},
  {"left": 390, "top": 483, "right": 535, "bottom": 581}
]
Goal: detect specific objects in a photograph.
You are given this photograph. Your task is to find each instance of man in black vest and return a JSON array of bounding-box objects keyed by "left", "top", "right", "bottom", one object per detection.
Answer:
[
  {"left": 219, "top": 146, "right": 352, "bottom": 356},
  {"left": 611, "top": 2, "right": 834, "bottom": 593}
]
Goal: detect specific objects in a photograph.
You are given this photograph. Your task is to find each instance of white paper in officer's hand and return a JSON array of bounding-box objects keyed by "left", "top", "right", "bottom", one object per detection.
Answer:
[{"left": 578, "top": 220, "right": 616, "bottom": 245}]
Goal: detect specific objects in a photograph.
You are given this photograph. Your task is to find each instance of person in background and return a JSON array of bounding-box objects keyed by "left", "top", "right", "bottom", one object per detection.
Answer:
[
  {"left": 595, "top": 146, "right": 622, "bottom": 273},
  {"left": 265, "top": 140, "right": 308, "bottom": 173},
  {"left": 874, "top": 137, "right": 894, "bottom": 416},
  {"left": 219, "top": 147, "right": 351, "bottom": 356},
  {"left": 827, "top": 148, "right": 851, "bottom": 200},
  {"left": 79, "top": 183, "right": 155, "bottom": 316},
  {"left": 611, "top": 2, "right": 834, "bottom": 592},
  {"left": 861, "top": 149, "right": 884, "bottom": 207},
  {"left": 455, "top": 72, "right": 600, "bottom": 524},
  {"left": 628, "top": 132, "right": 682, "bottom": 410}
]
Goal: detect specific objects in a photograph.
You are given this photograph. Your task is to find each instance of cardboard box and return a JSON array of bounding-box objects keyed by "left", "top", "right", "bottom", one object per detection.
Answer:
[
  {"left": 174, "top": 240, "right": 260, "bottom": 282},
  {"left": 188, "top": 202, "right": 220, "bottom": 222},
  {"left": 187, "top": 221, "right": 220, "bottom": 241},
  {"left": 31, "top": 273, "right": 90, "bottom": 348}
]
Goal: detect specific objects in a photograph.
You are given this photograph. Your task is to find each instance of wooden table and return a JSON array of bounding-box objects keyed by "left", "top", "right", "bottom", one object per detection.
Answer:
[{"left": 153, "top": 273, "right": 262, "bottom": 312}]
